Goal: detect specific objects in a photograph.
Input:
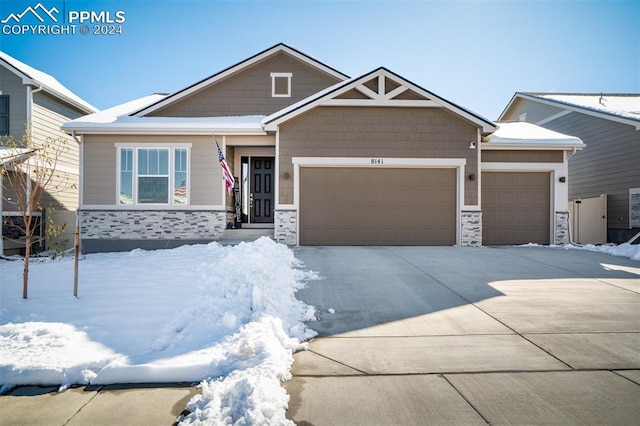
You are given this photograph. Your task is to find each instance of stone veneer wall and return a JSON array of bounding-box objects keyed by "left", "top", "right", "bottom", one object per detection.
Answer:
[
  {"left": 80, "top": 210, "right": 226, "bottom": 240},
  {"left": 274, "top": 210, "right": 297, "bottom": 245},
  {"left": 461, "top": 211, "right": 482, "bottom": 247},
  {"left": 555, "top": 211, "right": 570, "bottom": 245}
]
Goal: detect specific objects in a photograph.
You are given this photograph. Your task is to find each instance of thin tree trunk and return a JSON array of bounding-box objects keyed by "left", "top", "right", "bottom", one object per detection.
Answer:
[{"left": 23, "top": 238, "right": 30, "bottom": 299}]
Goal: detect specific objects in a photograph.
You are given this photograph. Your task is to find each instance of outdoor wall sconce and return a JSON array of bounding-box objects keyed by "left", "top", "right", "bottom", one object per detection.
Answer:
[
  {"left": 468, "top": 173, "right": 476, "bottom": 181},
  {"left": 469, "top": 141, "right": 476, "bottom": 149},
  {"left": 283, "top": 171, "right": 290, "bottom": 179},
  {"left": 559, "top": 176, "right": 566, "bottom": 183}
]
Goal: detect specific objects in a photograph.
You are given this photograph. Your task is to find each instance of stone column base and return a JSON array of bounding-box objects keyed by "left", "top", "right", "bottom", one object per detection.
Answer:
[
  {"left": 461, "top": 211, "right": 482, "bottom": 247},
  {"left": 555, "top": 211, "right": 570, "bottom": 245},
  {"left": 274, "top": 209, "right": 297, "bottom": 245}
]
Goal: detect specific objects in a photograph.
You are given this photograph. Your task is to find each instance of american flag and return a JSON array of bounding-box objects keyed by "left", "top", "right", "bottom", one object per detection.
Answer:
[{"left": 216, "top": 140, "right": 235, "bottom": 194}]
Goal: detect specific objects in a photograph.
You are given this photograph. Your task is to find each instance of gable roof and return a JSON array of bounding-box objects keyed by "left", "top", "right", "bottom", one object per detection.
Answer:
[
  {"left": 0, "top": 51, "right": 97, "bottom": 114},
  {"left": 263, "top": 67, "right": 496, "bottom": 133},
  {"left": 500, "top": 92, "right": 640, "bottom": 129},
  {"left": 62, "top": 93, "right": 266, "bottom": 135},
  {"left": 132, "top": 43, "right": 350, "bottom": 117}
]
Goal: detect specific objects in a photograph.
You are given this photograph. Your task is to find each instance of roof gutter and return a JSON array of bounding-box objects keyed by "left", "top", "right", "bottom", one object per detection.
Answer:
[
  {"left": 62, "top": 126, "right": 267, "bottom": 136},
  {"left": 481, "top": 142, "right": 585, "bottom": 151}
]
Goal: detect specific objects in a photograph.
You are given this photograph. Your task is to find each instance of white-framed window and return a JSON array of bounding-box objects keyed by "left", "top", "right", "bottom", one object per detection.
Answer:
[
  {"left": 270, "top": 72, "right": 292, "bottom": 97},
  {"left": 117, "top": 145, "right": 190, "bottom": 205}
]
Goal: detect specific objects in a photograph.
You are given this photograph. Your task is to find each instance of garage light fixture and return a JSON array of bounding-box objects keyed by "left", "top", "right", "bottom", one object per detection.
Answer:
[
  {"left": 559, "top": 176, "right": 566, "bottom": 183},
  {"left": 469, "top": 141, "right": 476, "bottom": 149}
]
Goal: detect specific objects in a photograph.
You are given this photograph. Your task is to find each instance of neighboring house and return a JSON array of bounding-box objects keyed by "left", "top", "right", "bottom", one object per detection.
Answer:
[
  {"left": 499, "top": 93, "right": 640, "bottom": 243},
  {"left": 63, "top": 43, "right": 583, "bottom": 252},
  {"left": 0, "top": 51, "right": 97, "bottom": 255}
]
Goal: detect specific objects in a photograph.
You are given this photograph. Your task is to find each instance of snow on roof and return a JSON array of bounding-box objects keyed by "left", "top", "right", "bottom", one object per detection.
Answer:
[
  {"left": 485, "top": 122, "right": 584, "bottom": 148},
  {"left": 532, "top": 93, "right": 640, "bottom": 121},
  {"left": 0, "top": 51, "right": 97, "bottom": 114},
  {"left": 68, "top": 94, "right": 168, "bottom": 124},
  {"left": 63, "top": 94, "right": 265, "bottom": 135}
]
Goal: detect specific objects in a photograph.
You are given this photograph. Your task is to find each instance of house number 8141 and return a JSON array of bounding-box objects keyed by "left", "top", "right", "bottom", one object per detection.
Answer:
[{"left": 371, "top": 158, "right": 384, "bottom": 164}]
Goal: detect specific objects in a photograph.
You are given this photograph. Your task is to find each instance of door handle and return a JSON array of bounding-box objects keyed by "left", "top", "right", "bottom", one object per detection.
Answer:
[{"left": 250, "top": 193, "right": 254, "bottom": 208}]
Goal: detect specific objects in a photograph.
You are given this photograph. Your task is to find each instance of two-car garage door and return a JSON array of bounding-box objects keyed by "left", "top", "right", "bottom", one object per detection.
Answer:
[{"left": 299, "top": 167, "right": 457, "bottom": 245}]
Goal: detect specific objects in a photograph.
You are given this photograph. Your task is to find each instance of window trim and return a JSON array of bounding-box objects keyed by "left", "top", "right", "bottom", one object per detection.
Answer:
[
  {"left": 270, "top": 72, "right": 292, "bottom": 98},
  {"left": 115, "top": 143, "right": 191, "bottom": 206},
  {"left": 0, "top": 95, "right": 9, "bottom": 135}
]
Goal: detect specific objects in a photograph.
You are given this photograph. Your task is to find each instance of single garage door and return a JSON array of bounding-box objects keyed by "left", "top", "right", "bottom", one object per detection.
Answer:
[
  {"left": 482, "top": 171, "right": 550, "bottom": 245},
  {"left": 299, "top": 167, "right": 456, "bottom": 245}
]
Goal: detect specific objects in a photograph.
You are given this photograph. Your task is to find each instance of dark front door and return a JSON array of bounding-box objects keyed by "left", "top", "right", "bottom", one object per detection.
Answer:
[{"left": 250, "top": 157, "right": 275, "bottom": 223}]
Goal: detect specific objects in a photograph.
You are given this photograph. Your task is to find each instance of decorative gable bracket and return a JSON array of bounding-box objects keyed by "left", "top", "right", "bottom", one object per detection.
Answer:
[{"left": 323, "top": 73, "right": 439, "bottom": 107}]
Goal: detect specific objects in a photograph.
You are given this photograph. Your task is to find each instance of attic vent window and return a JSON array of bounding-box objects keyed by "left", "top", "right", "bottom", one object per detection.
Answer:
[{"left": 271, "top": 72, "right": 292, "bottom": 97}]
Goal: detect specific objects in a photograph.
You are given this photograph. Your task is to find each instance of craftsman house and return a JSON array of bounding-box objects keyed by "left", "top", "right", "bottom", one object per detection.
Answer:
[
  {"left": 1, "top": 51, "right": 97, "bottom": 255},
  {"left": 500, "top": 93, "right": 640, "bottom": 243},
  {"left": 62, "top": 44, "right": 583, "bottom": 252}
]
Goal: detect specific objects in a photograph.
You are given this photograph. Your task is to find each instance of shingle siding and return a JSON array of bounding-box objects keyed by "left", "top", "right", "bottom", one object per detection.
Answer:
[
  {"left": 279, "top": 106, "right": 479, "bottom": 205},
  {"left": 149, "top": 52, "right": 341, "bottom": 117}
]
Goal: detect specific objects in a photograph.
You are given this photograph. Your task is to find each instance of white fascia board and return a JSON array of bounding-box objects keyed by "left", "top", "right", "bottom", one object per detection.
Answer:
[
  {"left": 135, "top": 45, "right": 348, "bottom": 117},
  {"left": 481, "top": 142, "right": 585, "bottom": 151},
  {"left": 512, "top": 93, "right": 640, "bottom": 130},
  {"left": 63, "top": 126, "right": 266, "bottom": 136},
  {"left": 481, "top": 162, "right": 565, "bottom": 172}
]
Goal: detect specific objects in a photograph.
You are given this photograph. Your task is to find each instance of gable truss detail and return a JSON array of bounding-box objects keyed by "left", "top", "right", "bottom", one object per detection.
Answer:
[{"left": 323, "top": 74, "right": 439, "bottom": 108}]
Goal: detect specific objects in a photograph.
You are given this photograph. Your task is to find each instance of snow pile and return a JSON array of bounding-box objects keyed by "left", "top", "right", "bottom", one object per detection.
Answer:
[
  {"left": 562, "top": 242, "right": 640, "bottom": 261},
  {"left": 0, "top": 237, "right": 318, "bottom": 424}
]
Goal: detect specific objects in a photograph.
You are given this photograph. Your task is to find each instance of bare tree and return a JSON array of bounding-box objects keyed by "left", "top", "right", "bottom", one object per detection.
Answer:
[{"left": 1, "top": 127, "right": 75, "bottom": 299}]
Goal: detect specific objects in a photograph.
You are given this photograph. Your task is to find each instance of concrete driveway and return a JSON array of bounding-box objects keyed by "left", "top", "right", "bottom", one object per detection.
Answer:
[{"left": 284, "top": 246, "right": 640, "bottom": 425}]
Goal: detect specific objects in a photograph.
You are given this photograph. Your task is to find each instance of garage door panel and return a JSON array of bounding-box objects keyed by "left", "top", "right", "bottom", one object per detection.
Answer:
[
  {"left": 300, "top": 168, "right": 456, "bottom": 245},
  {"left": 483, "top": 172, "right": 550, "bottom": 245}
]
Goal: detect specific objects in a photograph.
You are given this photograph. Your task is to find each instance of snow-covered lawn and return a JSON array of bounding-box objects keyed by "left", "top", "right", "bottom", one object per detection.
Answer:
[{"left": 0, "top": 237, "right": 318, "bottom": 425}]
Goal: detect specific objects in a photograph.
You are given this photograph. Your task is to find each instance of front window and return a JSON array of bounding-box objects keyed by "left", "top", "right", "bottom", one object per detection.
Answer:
[{"left": 118, "top": 146, "right": 189, "bottom": 205}]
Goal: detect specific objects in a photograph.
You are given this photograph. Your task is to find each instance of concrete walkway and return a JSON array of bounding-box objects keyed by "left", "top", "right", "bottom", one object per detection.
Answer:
[
  {"left": 0, "top": 384, "right": 198, "bottom": 426},
  {"left": 285, "top": 246, "right": 640, "bottom": 425}
]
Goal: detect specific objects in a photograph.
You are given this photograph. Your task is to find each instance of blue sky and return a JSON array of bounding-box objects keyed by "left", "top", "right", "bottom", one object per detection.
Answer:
[{"left": 1, "top": 0, "right": 638, "bottom": 119}]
